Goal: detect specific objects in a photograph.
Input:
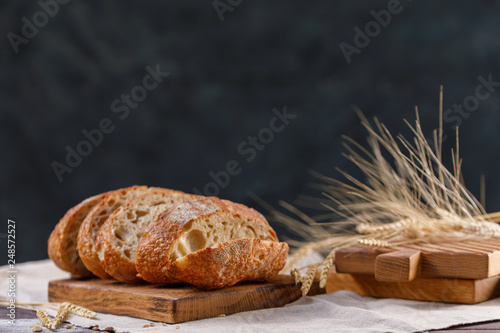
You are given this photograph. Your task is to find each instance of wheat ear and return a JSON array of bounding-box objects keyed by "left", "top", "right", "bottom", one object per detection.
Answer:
[
  {"left": 319, "top": 250, "right": 335, "bottom": 288},
  {"left": 300, "top": 264, "right": 320, "bottom": 296}
]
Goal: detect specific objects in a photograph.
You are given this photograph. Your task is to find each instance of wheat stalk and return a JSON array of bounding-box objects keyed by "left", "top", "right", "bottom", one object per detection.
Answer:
[
  {"left": 0, "top": 299, "right": 96, "bottom": 329},
  {"left": 271, "top": 87, "right": 500, "bottom": 296}
]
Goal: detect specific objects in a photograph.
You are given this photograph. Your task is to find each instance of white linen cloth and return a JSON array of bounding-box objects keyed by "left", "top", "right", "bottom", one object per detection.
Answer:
[{"left": 1, "top": 258, "right": 500, "bottom": 333}]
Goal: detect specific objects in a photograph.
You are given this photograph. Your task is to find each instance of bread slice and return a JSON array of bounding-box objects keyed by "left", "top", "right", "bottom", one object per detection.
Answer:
[
  {"left": 48, "top": 192, "right": 108, "bottom": 276},
  {"left": 77, "top": 185, "right": 149, "bottom": 279},
  {"left": 94, "top": 189, "right": 198, "bottom": 283},
  {"left": 168, "top": 238, "right": 288, "bottom": 290},
  {"left": 135, "top": 197, "right": 288, "bottom": 289}
]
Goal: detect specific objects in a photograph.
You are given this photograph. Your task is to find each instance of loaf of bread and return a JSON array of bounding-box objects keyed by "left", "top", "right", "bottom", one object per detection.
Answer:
[
  {"left": 48, "top": 187, "right": 288, "bottom": 290},
  {"left": 135, "top": 197, "right": 288, "bottom": 289},
  {"left": 77, "top": 186, "right": 150, "bottom": 279},
  {"left": 95, "top": 189, "right": 198, "bottom": 283}
]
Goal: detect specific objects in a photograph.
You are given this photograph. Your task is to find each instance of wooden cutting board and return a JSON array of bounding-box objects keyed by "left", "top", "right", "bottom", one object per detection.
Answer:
[
  {"left": 326, "top": 266, "right": 500, "bottom": 304},
  {"left": 335, "top": 238, "right": 500, "bottom": 282},
  {"left": 48, "top": 276, "right": 324, "bottom": 323}
]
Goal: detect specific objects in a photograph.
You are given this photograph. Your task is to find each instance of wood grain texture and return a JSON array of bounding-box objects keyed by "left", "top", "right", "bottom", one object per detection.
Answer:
[
  {"left": 336, "top": 238, "right": 500, "bottom": 280},
  {"left": 375, "top": 249, "right": 421, "bottom": 282},
  {"left": 326, "top": 267, "right": 500, "bottom": 304},
  {"left": 48, "top": 276, "right": 324, "bottom": 323}
]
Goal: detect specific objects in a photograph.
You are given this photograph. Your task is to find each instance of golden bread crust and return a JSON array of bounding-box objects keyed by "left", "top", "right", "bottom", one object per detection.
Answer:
[
  {"left": 96, "top": 188, "right": 198, "bottom": 283},
  {"left": 77, "top": 185, "right": 149, "bottom": 279},
  {"left": 47, "top": 193, "right": 107, "bottom": 276},
  {"left": 167, "top": 238, "right": 288, "bottom": 290},
  {"left": 135, "top": 197, "right": 285, "bottom": 287},
  {"left": 135, "top": 197, "right": 218, "bottom": 283},
  {"left": 50, "top": 189, "right": 287, "bottom": 290}
]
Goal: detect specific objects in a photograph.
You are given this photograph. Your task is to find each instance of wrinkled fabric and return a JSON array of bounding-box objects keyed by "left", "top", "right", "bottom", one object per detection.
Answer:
[{"left": 2, "top": 259, "right": 500, "bottom": 333}]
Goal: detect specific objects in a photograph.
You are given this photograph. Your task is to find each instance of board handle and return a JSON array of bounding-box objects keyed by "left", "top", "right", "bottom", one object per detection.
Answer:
[{"left": 375, "top": 249, "right": 421, "bottom": 282}]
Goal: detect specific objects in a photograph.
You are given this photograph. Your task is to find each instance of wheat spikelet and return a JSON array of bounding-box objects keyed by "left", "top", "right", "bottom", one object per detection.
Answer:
[
  {"left": 357, "top": 238, "right": 390, "bottom": 247},
  {"left": 36, "top": 310, "right": 52, "bottom": 328},
  {"left": 0, "top": 300, "right": 97, "bottom": 329},
  {"left": 300, "top": 264, "right": 320, "bottom": 296},
  {"left": 319, "top": 250, "right": 335, "bottom": 288},
  {"left": 460, "top": 220, "right": 500, "bottom": 237},
  {"left": 290, "top": 268, "right": 302, "bottom": 285},
  {"left": 53, "top": 303, "right": 71, "bottom": 328},
  {"left": 61, "top": 302, "right": 97, "bottom": 318},
  {"left": 356, "top": 219, "right": 412, "bottom": 235},
  {"left": 36, "top": 304, "right": 71, "bottom": 329}
]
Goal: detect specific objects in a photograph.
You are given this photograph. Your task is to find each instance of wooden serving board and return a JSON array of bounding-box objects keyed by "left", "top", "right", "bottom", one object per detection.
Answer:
[
  {"left": 326, "top": 267, "right": 500, "bottom": 304},
  {"left": 48, "top": 276, "right": 324, "bottom": 323},
  {"left": 335, "top": 238, "right": 500, "bottom": 281}
]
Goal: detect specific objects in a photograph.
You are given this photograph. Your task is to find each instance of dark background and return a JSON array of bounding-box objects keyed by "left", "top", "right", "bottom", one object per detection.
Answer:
[{"left": 1, "top": 0, "right": 500, "bottom": 263}]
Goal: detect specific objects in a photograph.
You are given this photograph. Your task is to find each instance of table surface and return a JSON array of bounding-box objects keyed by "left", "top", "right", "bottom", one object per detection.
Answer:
[
  {"left": 2, "top": 306, "right": 499, "bottom": 333},
  {"left": 4, "top": 259, "right": 500, "bottom": 332}
]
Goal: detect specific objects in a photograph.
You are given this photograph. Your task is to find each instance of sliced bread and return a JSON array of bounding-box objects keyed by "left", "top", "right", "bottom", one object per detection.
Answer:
[
  {"left": 168, "top": 238, "right": 288, "bottom": 290},
  {"left": 94, "top": 189, "right": 198, "bottom": 283},
  {"left": 135, "top": 197, "right": 287, "bottom": 289},
  {"left": 47, "top": 192, "right": 108, "bottom": 276},
  {"left": 77, "top": 185, "right": 149, "bottom": 279}
]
